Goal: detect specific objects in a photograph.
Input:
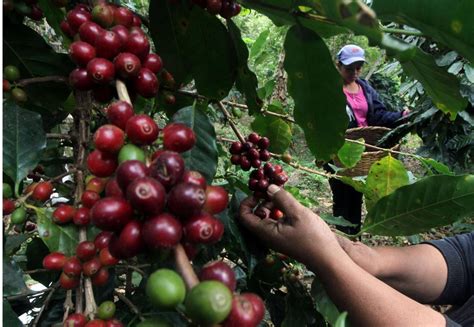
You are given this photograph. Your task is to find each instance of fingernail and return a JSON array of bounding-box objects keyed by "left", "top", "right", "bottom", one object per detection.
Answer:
[{"left": 267, "top": 184, "right": 280, "bottom": 196}]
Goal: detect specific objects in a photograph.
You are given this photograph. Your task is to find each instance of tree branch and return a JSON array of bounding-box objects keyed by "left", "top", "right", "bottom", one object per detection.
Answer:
[
  {"left": 16, "top": 76, "right": 68, "bottom": 87},
  {"left": 31, "top": 282, "right": 60, "bottom": 327},
  {"left": 115, "top": 291, "right": 145, "bottom": 322},
  {"left": 174, "top": 244, "right": 199, "bottom": 290},
  {"left": 215, "top": 101, "right": 246, "bottom": 143}
]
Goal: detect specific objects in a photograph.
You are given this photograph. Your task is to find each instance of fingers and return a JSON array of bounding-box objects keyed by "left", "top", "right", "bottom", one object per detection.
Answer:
[
  {"left": 239, "top": 196, "right": 278, "bottom": 237},
  {"left": 267, "top": 184, "right": 305, "bottom": 220}
]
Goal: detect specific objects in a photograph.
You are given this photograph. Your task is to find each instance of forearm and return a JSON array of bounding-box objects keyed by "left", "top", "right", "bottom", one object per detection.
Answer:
[
  {"left": 308, "top": 245, "right": 446, "bottom": 326},
  {"left": 335, "top": 235, "right": 447, "bottom": 303}
]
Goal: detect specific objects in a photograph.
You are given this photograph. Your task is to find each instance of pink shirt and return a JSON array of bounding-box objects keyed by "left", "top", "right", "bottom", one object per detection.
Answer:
[{"left": 343, "top": 86, "right": 369, "bottom": 127}]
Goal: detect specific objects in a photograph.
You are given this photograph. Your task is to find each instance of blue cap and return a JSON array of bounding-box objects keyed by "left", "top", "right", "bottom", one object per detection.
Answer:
[{"left": 337, "top": 45, "right": 366, "bottom": 65}]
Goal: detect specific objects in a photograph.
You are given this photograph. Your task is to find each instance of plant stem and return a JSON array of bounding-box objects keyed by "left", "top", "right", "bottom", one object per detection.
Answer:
[
  {"left": 115, "top": 291, "right": 146, "bottom": 322},
  {"left": 216, "top": 101, "right": 246, "bottom": 143},
  {"left": 63, "top": 290, "right": 74, "bottom": 322},
  {"left": 381, "top": 27, "right": 424, "bottom": 36},
  {"left": 116, "top": 79, "right": 132, "bottom": 105},
  {"left": 174, "top": 244, "right": 199, "bottom": 290},
  {"left": 16, "top": 75, "right": 68, "bottom": 87},
  {"left": 31, "top": 282, "right": 59, "bottom": 327}
]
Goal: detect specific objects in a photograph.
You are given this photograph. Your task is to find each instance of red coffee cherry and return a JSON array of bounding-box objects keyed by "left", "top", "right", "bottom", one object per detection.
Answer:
[
  {"left": 52, "top": 204, "right": 76, "bottom": 224},
  {"left": 113, "top": 6, "right": 133, "bottom": 27},
  {"left": 63, "top": 256, "right": 82, "bottom": 278},
  {"left": 95, "top": 30, "right": 121, "bottom": 59},
  {"left": 76, "top": 241, "right": 97, "bottom": 261},
  {"left": 167, "top": 183, "right": 206, "bottom": 218},
  {"left": 87, "top": 150, "right": 118, "bottom": 178},
  {"left": 86, "top": 58, "right": 115, "bottom": 84},
  {"left": 85, "top": 177, "right": 107, "bottom": 194},
  {"left": 79, "top": 21, "right": 104, "bottom": 45},
  {"left": 81, "top": 190, "right": 101, "bottom": 208},
  {"left": 181, "top": 170, "right": 207, "bottom": 190},
  {"left": 125, "top": 114, "right": 159, "bottom": 145},
  {"left": 114, "top": 52, "right": 141, "bottom": 79},
  {"left": 69, "top": 68, "right": 94, "bottom": 91},
  {"left": 203, "top": 185, "right": 229, "bottom": 214},
  {"left": 112, "top": 220, "right": 144, "bottom": 258},
  {"left": 115, "top": 160, "right": 148, "bottom": 192},
  {"left": 83, "top": 257, "right": 102, "bottom": 276},
  {"left": 148, "top": 151, "right": 185, "bottom": 190},
  {"left": 142, "top": 53, "right": 163, "bottom": 74},
  {"left": 94, "top": 124, "right": 125, "bottom": 153},
  {"left": 162, "top": 123, "right": 196, "bottom": 153},
  {"left": 67, "top": 9, "right": 92, "bottom": 32},
  {"left": 42, "top": 252, "right": 67, "bottom": 270},
  {"left": 184, "top": 213, "right": 222, "bottom": 244},
  {"left": 99, "top": 246, "right": 119, "bottom": 266},
  {"left": 64, "top": 313, "right": 88, "bottom": 327},
  {"left": 69, "top": 41, "right": 96, "bottom": 67},
  {"left": 91, "top": 267, "right": 109, "bottom": 286},
  {"left": 141, "top": 213, "right": 183, "bottom": 250},
  {"left": 90, "top": 197, "right": 133, "bottom": 231},
  {"left": 32, "top": 182, "right": 53, "bottom": 202},
  {"left": 60, "top": 272, "right": 80, "bottom": 289},
  {"left": 94, "top": 231, "right": 113, "bottom": 250},
  {"left": 111, "top": 25, "right": 129, "bottom": 46},
  {"left": 106, "top": 101, "right": 134, "bottom": 130},
  {"left": 3, "top": 199, "right": 15, "bottom": 215},
  {"left": 73, "top": 207, "right": 91, "bottom": 226},
  {"left": 223, "top": 293, "right": 265, "bottom": 327},
  {"left": 126, "top": 177, "right": 166, "bottom": 215},
  {"left": 133, "top": 68, "right": 159, "bottom": 98},
  {"left": 123, "top": 32, "right": 150, "bottom": 60},
  {"left": 199, "top": 261, "right": 236, "bottom": 292}
]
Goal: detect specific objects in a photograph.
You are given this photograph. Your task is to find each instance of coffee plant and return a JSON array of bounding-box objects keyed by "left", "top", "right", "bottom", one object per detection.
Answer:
[{"left": 3, "top": 0, "right": 474, "bottom": 326}]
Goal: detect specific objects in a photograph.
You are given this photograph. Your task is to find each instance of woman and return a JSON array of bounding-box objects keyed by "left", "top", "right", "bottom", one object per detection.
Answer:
[{"left": 331, "top": 44, "right": 409, "bottom": 235}]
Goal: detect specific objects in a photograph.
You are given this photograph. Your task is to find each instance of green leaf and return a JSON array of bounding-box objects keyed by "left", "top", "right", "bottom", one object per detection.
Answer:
[
  {"left": 3, "top": 20, "right": 74, "bottom": 77},
  {"left": 249, "top": 29, "right": 270, "bottom": 59},
  {"left": 184, "top": 9, "right": 237, "bottom": 99},
  {"left": 3, "top": 102, "right": 47, "bottom": 188},
  {"left": 319, "top": 213, "right": 357, "bottom": 227},
  {"left": 436, "top": 51, "right": 458, "bottom": 67},
  {"left": 365, "top": 155, "right": 409, "bottom": 210},
  {"left": 284, "top": 25, "right": 347, "bottom": 161},
  {"left": 335, "top": 312, "right": 349, "bottom": 327},
  {"left": 149, "top": 0, "right": 192, "bottom": 85},
  {"left": 251, "top": 111, "right": 292, "bottom": 154},
  {"left": 3, "top": 258, "right": 27, "bottom": 297},
  {"left": 227, "top": 20, "right": 262, "bottom": 115},
  {"left": 38, "top": 0, "right": 71, "bottom": 48},
  {"left": 311, "top": 278, "right": 340, "bottom": 325},
  {"left": 337, "top": 138, "right": 365, "bottom": 168},
  {"left": 36, "top": 208, "right": 79, "bottom": 256},
  {"left": 399, "top": 49, "right": 467, "bottom": 119},
  {"left": 3, "top": 299, "right": 23, "bottom": 327},
  {"left": 5, "top": 234, "right": 31, "bottom": 256},
  {"left": 373, "top": 0, "right": 474, "bottom": 64},
  {"left": 171, "top": 106, "right": 218, "bottom": 183},
  {"left": 417, "top": 157, "right": 454, "bottom": 175},
  {"left": 363, "top": 175, "right": 474, "bottom": 236}
]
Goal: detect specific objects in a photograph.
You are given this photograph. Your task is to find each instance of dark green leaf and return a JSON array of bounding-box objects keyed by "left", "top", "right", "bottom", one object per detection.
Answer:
[
  {"left": 3, "top": 20, "right": 74, "bottom": 77},
  {"left": 435, "top": 51, "right": 458, "bottom": 67},
  {"left": 249, "top": 29, "right": 270, "bottom": 59},
  {"left": 363, "top": 175, "right": 474, "bottom": 236},
  {"left": 3, "top": 102, "right": 47, "bottom": 188},
  {"left": 149, "top": 0, "right": 192, "bottom": 85},
  {"left": 284, "top": 25, "right": 347, "bottom": 161},
  {"left": 3, "top": 258, "right": 27, "bottom": 297},
  {"left": 185, "top": 9, "right": 237, "bottom": 99},
  {"left": 311, "top": 278, "right": 340, "bottom": 325},
  {"left": 251, "top": 112, "right": 292, "bottom": 154},
  {"left": 5, "top": 234, "right": 31, "bottom": 256},
  {"left": 3, "top": 299, "right": 23, "bottom": 327},
  {"left": 171, "top": 106, "right": 218, "bottom": 183},
  {"left": 337, "top": 139, "right": 365, "bottom": 168},
  {"left": 228, "top": 20, "right": 262, "bottom": 115},
  {"left": 36, "top": 208, "right": 79, "bottom": 256},
  {"left": 373, "top": 0, "right": 474, "bottom": 64},
  {"left": 417, "top": 157, "right": 454, "bottom": 175},
  {"left": 319, "top": 213, "right": 357, "bottom": 227},
  {"left": 24, "top": 83, "right": 71, "bottom": 115}
]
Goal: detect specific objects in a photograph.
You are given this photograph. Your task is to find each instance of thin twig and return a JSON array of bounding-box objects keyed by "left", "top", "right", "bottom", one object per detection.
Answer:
[
  {"left": 46, "top": 133, "right": 72, "bottom": 140},
  {"left": 115, "top": 291, "right": 145, "bottom": 322},
  {"left": 31, "top": 282, "right": 60, "bottom": 327},
  {"left": 63, "top": 290, "right": 74, "bottom": 322},
  {"left": 345, "top": 138, "right": 419, "bottom": 158},
  {"left": 16, "top": 76, "right": 68, "bottom": 87},
  {"left": 215, "top": 101, "right": 246, "bottom": 143}
]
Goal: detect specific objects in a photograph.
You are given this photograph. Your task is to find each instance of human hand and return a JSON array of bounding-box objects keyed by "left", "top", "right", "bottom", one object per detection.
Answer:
[{"left": 239, "top": 185, "right": 339, "bottom": 266}]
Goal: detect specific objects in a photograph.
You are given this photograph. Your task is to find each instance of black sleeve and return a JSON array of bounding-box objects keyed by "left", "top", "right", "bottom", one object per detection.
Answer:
[
  {"left": 424, "top": 232, "right": 474, "bottom": 305},
  {"left": 367, "top": 87, "right": 405, "bottom": 128}
]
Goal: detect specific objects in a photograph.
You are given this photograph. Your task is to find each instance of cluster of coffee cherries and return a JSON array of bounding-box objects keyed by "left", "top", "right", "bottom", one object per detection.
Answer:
[
  {"left": 3, "top": 0, "right": 43, "bottom": 21},
  {"left": 229, "top": 133, "right": 289, "bottom": 199},
  {"left": 64, "top": 300, "right": 124, "bottom": 326},
  {"left": 144, "top": 261, "right": 265, "bottom": 326},
  {"left": 62, "top": 2, "right": 173, "bottom": 101},
  {"left": 229, "top": 132, "right": 271, "bottom": 171},
  {"left": 3, "top": 65, "right": 28, "bottom": 103},
  {"left": 190, "top": 0, "right": 241, "bottom": 19},
  {"left": 42, "top": 236, "right": 118, "bottom": 289}
]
